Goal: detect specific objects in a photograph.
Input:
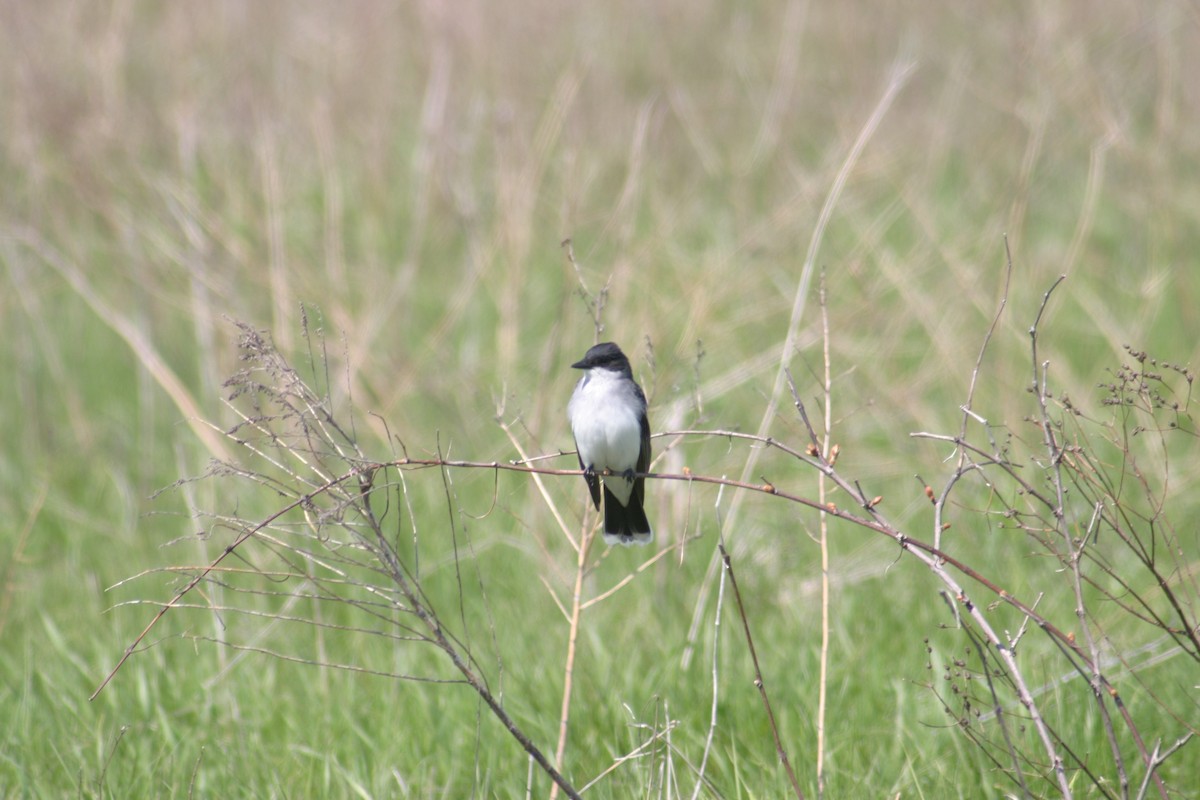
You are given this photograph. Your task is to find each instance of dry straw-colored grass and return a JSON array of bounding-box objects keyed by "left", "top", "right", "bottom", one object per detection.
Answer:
[{"left": 3, "top": 1, "right": 1200, "bottom": 797}]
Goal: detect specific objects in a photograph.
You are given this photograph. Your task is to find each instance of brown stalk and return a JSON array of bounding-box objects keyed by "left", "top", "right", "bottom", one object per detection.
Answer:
[{"left": 718, "top": 534, "right": 805, "bottom": 800}]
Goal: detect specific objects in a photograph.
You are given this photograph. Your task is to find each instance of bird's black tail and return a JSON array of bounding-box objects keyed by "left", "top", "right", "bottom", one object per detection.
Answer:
[{"left": 602, "top": 486, "right": 652, "bottom": 546}]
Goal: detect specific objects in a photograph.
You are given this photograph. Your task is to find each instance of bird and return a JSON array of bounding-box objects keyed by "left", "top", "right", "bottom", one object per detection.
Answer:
[{"left": 567, "top": 342, "right": 653, "bottom": 545}]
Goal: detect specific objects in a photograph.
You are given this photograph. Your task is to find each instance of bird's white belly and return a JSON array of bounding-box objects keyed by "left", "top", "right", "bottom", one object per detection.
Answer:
[
  {"left": 571, "top": 396, "right": 641, "bottom": 505},
  {"left": 574, "top": 404, "right": 639, "bottom": 470}
]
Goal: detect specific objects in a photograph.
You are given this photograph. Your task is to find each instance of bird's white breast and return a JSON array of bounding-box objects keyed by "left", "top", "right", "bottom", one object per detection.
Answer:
[{"left": 569, "top": 370, "right": 642, "bottom": 504}]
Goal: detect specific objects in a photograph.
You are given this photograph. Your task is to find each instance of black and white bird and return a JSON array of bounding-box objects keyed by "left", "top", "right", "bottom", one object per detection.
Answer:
[{"left": 567, "top": 342, "right": 653, "bottom": 545}]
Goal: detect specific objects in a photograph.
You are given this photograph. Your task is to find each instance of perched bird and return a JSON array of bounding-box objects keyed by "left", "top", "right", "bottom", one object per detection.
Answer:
[{"left": 567, "top": 342, "right": 653, "bottom": 545}]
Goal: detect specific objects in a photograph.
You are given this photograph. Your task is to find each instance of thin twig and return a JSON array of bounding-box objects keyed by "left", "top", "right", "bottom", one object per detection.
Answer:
[
  {"left": 1134, "top": 733, "right": 1193, "bottom": 800},
  {"left": 690, "top": 485, "right": 728, "bottom": 800},
  {"left": 815, "top": 269, "right": 832, "bottom": 799},
  {"left": 962, "top": 617, "right": 1031, "bottom": 797},
  {"left": 1030, "top": 275, "right": 1134, "bottom": 799},
  {"left": 679, "top": 62, "right": 916, "bottom": 677},
  {"left": 958, "top": 236, "right": 1013, "bottom": 446},
  {"left": 941, "top": 235, "right": 1014, "bottom": 550},
  {"left": 91, "top": 475, "right": 363, "bottom": 700},
  {"left": 501, "top": 417, "right": 578, "bottom": 553},
  {"left": 718, "top": 535, "right": 805, "bottom": 799},
  {"left": 548, "top": 524, "right": 592, "bottom": 800}
]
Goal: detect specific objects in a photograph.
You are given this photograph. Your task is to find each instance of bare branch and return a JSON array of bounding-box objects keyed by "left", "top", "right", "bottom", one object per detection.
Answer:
[{"left": 718, "top": 534, "right": 805, "bottom": 800}]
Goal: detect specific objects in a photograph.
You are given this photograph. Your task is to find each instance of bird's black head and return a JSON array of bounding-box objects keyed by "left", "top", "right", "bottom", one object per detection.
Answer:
[{"left": 571, "top": 342, "right": 630, "bottom": 371}]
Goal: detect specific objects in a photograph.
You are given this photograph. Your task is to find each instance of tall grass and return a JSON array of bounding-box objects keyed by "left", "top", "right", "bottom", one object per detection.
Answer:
[{"left": 2, "top": 1, "right": 1198, "bottom": 797}]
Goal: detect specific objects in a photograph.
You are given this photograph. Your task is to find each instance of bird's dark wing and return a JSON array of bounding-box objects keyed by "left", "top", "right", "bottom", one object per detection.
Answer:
[
  {"left": 575, "top": 438, "right": 601, "bottom": 509},
  {"left": 633, "top": 408, "right": 651, "bottom": 508}
]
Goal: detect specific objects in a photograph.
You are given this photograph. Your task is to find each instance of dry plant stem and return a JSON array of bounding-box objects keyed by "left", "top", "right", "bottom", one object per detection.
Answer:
[
  {"left": 744, "top": 59, "right": 915, "bottom": 517},
  {"left": 1135, "top": 734, "right": 1193, "bottom": 800},
  {"left": 718, "top": 537, "right": 806, "bottom": 800},
  {"left": 110, "top": 444, "right": 1171, "bottom": 797},
  {"left": 562, "top": 238, "right": 608, "bottom": 340},
  {"left": 913, "top": 546, "right": 1068, "bottom": 796},
  {"left": 98, "top": 477, "right": 583, "bottom": 799},
  {"left": 689, "top": 494, "right": 727, "bottom": 800},
  {"left": 108, "top": 405, "right": 1178, "bottom": 797},
  {"left": 815, "top": 272, "right": 832, "bottom": 799},
  {"left": 1029, "top": 277, "right": 1146, "bottom": 798},
  {"left": 162, "top": 439, "right": 1159, "bottom": 676},
  {"left": 111, "top": 311, "right": 1194, "bottom": 795},
  {"left": 186, "top": 745, "right": 203, "bottom": 800},
  {"left": 436, "top": 444, "right": 475, "bottom": 659},
  {"left": 681, "top": 63, "right": 916, "bottom": 669},
  {"left": 957, "top": 236, "right": 1013, "bottom": 443},
  {"left": 211, "top": 444, "right": 1086, "bottom": 651},
  {"left": 577, "top": 714, "right": 683, "bottom": 794},
  {"left": 90, "top": 481, "right": 339, "bottom": 700},
  {"left": 374, "top": 539, "right": 583, "bottom": 800},
  {"left": 782, "top": 382, "right": 1073, "bottom": 798},
  {"left": 943, "top": 236, "right": 1014, "bottom": 549},
  {"left": 963, "top": 618, "right": 1032, "bottom": 797},
  {"left": 501, "top": 419, "right": 577, "bottom": 568},
  {"left": 548, "top": 525, "right": 591, "bottom": 800},
  {"left": 230, "top": 335, "right": 580, "bottom": 796},
  {"left": 98, "top": 726, "right": 129, "bottom": 794},
  {"left": 579, "top": 545, "right": 682, "bottom": 611},
  {"left": 907, "top": 428, "right": 1196, "bottom": 712},
  {"left": 910, "top": 319, "right": 1184, "bottom": 795}
]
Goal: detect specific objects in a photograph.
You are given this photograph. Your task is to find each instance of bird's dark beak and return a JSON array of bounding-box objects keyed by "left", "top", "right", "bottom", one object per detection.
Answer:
[{"left": 571, "top": 357, "right": 589, "bottom": 369}]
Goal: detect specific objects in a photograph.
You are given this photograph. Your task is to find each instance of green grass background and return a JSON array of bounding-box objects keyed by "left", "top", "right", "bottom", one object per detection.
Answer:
[{"left": 3, "top": 1, "right": 1198, "bottom": 797}]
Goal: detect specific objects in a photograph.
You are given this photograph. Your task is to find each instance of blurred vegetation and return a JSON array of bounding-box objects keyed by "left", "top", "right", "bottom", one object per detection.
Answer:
[{"left": 2, "top": 1, "right": 1198, "bottom": 797}]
